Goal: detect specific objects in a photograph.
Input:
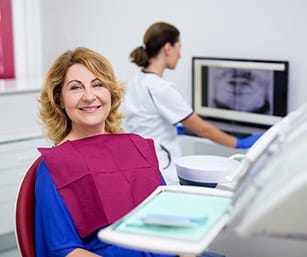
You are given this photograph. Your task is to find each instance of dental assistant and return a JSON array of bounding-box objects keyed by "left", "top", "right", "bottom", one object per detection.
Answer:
[{"left": 122, "top": 22, "right": 262, "bottom": 184}]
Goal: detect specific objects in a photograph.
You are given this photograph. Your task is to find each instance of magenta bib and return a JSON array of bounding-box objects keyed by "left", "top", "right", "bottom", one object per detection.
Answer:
[{"left": 38, "top": 133, "right": 162, "bottom": 238}]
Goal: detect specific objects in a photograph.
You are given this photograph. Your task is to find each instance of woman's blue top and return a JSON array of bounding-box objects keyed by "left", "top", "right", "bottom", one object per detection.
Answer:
[{"left": 35, "top": 160, "right": 175, "bottom": 257}]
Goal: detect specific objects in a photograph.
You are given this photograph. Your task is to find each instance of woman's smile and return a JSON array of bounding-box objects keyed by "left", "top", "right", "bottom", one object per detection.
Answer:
[{"left": 78, "top": 105, "right": 102, "bottom": 112}]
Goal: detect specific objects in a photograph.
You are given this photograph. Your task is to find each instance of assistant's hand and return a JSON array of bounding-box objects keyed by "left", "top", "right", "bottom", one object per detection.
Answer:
[{"left": 236, "top": 133, "right": 263, "bottom": 149}]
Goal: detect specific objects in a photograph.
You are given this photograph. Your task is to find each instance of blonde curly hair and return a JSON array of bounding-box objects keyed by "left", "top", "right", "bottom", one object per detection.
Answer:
[{"left": 38, "top": 47, "right": 124, "bottom": 145}]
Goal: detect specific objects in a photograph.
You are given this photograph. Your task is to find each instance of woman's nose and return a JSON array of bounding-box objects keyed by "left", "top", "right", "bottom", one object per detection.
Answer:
[{"left": 82, "top": 88, "right": 96, "bottom": 101}]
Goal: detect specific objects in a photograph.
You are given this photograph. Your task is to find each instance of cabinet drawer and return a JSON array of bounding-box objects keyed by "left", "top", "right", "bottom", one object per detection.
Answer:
[{"left": 0, "top": 137, "right": 50, "bottom": 234}]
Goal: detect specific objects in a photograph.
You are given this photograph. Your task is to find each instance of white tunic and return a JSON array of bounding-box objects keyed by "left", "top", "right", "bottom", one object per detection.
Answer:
[{"left": 122, "top": 71, "right": 193, "bottom": 184}]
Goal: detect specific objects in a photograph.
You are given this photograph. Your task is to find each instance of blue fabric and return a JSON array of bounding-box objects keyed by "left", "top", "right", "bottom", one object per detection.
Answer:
[
  {"left": 236, "top": 133, "right": 263, "bottom": 149},
  {"left": 35, "top": 161, "right": 174, "bottom": 257}
]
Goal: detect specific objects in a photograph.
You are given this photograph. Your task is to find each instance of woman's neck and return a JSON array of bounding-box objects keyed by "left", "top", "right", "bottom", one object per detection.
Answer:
[
  {"left": 144, "top": 56, "right": 166, "bottom": 77},
  {"left": 60, "top": 127, "right": 107, "bottom": 144},
  {"left": 143, "top": 67, "right": 163, "bottom": 77}
]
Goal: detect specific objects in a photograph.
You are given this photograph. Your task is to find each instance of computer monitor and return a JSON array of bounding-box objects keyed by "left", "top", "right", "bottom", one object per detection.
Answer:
[{"left": 192, "top": 57, "right": 289, "bottom": 135}]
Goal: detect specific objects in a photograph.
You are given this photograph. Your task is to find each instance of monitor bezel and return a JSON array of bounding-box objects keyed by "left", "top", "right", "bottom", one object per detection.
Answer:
[{"left": 192, "top": 57, "right": 289, "bottom": 129}]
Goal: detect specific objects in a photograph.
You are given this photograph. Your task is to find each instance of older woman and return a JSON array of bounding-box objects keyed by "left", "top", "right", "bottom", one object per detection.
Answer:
[{"left": 35, "top": 47, "right": 175, "bottom": 257}]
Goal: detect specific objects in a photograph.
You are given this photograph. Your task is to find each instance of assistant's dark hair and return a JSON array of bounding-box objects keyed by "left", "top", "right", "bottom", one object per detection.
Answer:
[{"left": 129, "top": 22, "right": 180, "bottom": 68}]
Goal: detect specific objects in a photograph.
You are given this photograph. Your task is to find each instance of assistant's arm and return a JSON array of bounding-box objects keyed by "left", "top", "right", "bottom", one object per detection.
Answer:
[
  {"left": 181, "top": 112, "right": 237, "bottom": 147},
  {"left": 181, "top": 112, "right": 262, "bottom": 149}
]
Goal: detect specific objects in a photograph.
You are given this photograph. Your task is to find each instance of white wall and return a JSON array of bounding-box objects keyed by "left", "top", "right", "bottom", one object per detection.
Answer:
[{"left": 39, "top": 0, "right": 307, "bottom": 113}]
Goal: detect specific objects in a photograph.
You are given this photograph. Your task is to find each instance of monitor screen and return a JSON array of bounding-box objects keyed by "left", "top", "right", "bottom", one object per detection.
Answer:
[{"left": 192, "top": 57, "right": 288, "bottom": 134}]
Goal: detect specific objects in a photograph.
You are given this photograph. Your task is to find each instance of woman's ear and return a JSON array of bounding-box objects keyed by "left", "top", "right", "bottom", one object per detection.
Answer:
[{"left": 163, "top": 42, "right": 172, "bottom": 56}]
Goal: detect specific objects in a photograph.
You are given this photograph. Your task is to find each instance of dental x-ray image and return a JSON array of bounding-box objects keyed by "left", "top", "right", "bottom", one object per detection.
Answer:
[{"left": 207, "top": 67, "right": 274, "bottom": 114}]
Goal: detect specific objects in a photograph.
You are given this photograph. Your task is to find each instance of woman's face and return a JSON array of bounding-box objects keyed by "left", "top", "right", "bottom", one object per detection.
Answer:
[
  {"left": 61, "top": 63, "right": 112, "bottom": 134},
  {"left": 166, "top": 39, "right": 181, "bottom": 70}
]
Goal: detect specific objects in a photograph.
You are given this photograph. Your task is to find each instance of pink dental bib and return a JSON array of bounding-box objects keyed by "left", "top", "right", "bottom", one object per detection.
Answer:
[{"left": 38, "top": 133, "right": 162, "bottom": 238}]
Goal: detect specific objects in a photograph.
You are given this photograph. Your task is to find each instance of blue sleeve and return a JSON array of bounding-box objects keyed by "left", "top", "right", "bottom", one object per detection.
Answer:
[
  {"left": 160, "top": 173, "right": 167, "bottom": 185},
  {"left": 35, "top": 161, "right": 84, "bottom": 257}
]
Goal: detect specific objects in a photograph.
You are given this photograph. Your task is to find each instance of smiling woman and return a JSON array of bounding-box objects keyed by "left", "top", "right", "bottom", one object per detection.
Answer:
[
  {"left": 59, "top": 63, "right": 112, "bottom": 141},
  {"left": 39, "top": 47, "right": 124, "bottom": 145},
  {"left": 35, "top": 47, "right": 184, "bottom": 257}
]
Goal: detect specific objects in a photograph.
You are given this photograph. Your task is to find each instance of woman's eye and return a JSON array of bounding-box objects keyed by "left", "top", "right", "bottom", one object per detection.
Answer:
[
  {"left": 70, "top": 83, "right": 83, "bottom": 90},
  {"left": 93, "top": 83, "right": 103, "bottom": 88}
]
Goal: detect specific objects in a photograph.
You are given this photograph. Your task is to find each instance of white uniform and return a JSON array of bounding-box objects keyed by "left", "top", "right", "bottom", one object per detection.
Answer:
[{"left": 122, "top": 71, "right": 193, "bottom": 184}]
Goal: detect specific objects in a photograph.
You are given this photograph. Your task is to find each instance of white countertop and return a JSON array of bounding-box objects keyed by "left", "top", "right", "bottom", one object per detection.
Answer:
[{"left": 0, "top": 77, "right": 43, "bottom": 95}]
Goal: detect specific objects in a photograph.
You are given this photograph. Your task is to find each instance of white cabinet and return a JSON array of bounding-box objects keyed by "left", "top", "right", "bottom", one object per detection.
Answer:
[
  {"left": 0, "top": 81, "right": 51, "bottom": 235},
  {"left": 0, "top": 88, "right": 42, "bottom": 142},
  {"left": 0, "top": 138, "right": 49, "bottom": 235}
]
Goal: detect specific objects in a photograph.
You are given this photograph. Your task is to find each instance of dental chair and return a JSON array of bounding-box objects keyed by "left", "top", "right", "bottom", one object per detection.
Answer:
[{"left": 15, "top": 156, "right": 42, "bottom": 257}]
